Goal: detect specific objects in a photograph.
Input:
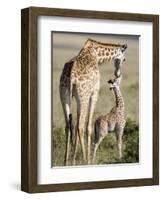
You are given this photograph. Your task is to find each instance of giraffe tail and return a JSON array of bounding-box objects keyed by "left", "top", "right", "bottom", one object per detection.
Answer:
[
  {"left": 67, "top": 59, "right": 75, "bottom": 146},
  {"left": 69, "top": 75, "right": 74, "bottom": 146},
  {"left": 94, "top": 120, "right": 99, "bottom": 144},
  {"left": 69, "top": 114, "right": 75, "bottom": 146}
]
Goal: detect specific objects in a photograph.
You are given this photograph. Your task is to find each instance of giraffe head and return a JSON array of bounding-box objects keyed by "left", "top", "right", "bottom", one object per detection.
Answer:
[
  {"left": 108, "top": 75, "right": 122, "bottom": 90},
  {"left": 83, "top": 39, "right": 127, "bottom": 77},
  {"left": 114, "top": 44, "right": 127, "bottom": 77}
]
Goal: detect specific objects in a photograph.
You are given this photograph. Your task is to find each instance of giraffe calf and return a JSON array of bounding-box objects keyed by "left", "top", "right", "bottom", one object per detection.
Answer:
[{"left": 92, "top": 76, "right": 126, "bottom": 163}]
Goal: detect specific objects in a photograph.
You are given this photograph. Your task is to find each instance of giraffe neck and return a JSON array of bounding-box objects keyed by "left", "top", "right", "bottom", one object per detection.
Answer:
[
  {"left": 95, "top": 45, "right": 121, "bottom": 64},
  {"left": 83, "top": 39, "right": 123, "bottom": 64},
  {"left": 113, "top": 87, "right": 124, "bottom": 111}
]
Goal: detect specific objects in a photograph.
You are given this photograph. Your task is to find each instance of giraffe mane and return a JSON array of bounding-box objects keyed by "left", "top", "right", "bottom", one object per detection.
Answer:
[{"left": 87, "top": 38, "right": 122, "bottom": 47}]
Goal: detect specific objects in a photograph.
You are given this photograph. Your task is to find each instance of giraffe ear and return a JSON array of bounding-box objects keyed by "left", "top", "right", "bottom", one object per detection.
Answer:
[{"left": 121, "top": 44, "right": 127, "bottom": 52}]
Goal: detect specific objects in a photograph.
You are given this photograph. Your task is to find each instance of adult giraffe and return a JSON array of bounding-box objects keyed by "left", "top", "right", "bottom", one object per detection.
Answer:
[{"left": 59, "top": 38, "right": 127, "bottom": 165}]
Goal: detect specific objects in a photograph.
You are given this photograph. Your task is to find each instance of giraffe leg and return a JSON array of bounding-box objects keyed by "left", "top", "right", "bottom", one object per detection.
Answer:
[
  {"left": 73, "top": 126, "right": 79, "bottom": 165},
  {"left": 65, "top": 125, "right": 71, "bottom": 165},
  {"left": 78, "top": 126, "right": 86, "bottom": 163},
  {"left": 72, "top": 103, "right": 85, "bottom": 165},
  {"left": 117, "top": 135, "right": 122, "bottom": 159},
  {"left": 115, "top": 128, "right": 123, "bottom": 159},
  {"left": 92, "top": 136, "right": 105, "bottom": 164},
  {"left": 87, "top": 90, "right": 99, "bottom": 164},
  {"left": 72, "top": 103, "right": 87, "bottom": 164},
  {"left": 78, "top": 107, "right": 87, "bottom": 163}
]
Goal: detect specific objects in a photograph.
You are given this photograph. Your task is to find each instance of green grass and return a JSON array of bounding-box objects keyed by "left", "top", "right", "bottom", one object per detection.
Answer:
[
  {"left": 52, "top": 33, "right": 139, "bottom": 167},
  {"left": 52, "top": 119, "right": 139, "bottom": 166}
]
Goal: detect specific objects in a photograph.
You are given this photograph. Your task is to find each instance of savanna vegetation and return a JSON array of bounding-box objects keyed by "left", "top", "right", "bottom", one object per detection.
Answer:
[{"left": 52, "top": 118, "right": 139, "bottom": 166}]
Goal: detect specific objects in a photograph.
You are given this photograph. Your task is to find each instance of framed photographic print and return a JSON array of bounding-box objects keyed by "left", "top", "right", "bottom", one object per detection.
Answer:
[{"left": 21, "top": 7, "right": 159, "bottom": 193}]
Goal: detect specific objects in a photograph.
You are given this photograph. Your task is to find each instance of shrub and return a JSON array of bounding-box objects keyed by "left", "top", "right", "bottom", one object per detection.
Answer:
[
  {"left": 122, "top": 118, "right": 139, "bottom": 163},
  {"left": 52, "top": 127, "right": 66, "bottom": 166},
  {"left": 52, "top": 118, "right": 139, "bottom": 166}
]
